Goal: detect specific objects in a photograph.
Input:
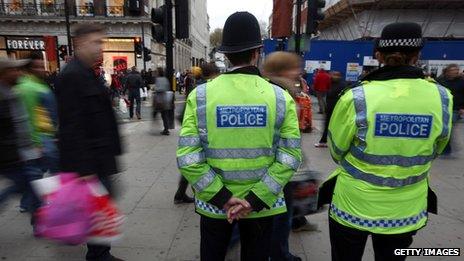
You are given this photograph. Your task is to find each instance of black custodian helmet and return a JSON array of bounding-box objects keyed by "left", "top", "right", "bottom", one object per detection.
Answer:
[{"left": 217, "top": 12, "right": 263, "bottom": 54}]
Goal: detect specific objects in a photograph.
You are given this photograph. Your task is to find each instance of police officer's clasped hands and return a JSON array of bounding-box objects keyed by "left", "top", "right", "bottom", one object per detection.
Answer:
[{"left": 224, "top": 197, "right": 251, "bottom": 223}]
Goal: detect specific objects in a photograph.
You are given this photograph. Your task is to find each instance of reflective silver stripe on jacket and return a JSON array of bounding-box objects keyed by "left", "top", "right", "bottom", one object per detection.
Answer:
[
  {"left": 276, "top": 151, "right": 301, "bottom": 171},
  {"left": 177, "top": 152, "right": 206, "bottom": 168},
  {"left": 178, "top": 136, "right": 201, "bottom": 147},
  {"left": 192, "top": 169, "right": 216, "bottom": 192},
  {"left": 350, "top": 146, "right": 435, "bottom": 167},
  {"left": 206, "top": 148, "right": 274, "bottom": 159},
  {"left": 278, "top": 138, "right": 301, "bottom": 148},
  {"left": 272, "top": 84, "right": 287, "bottom": 149},
  {"left": 196, "top": 84, "right": 208, "bottom": 149},
  {"left": 214, "top": 167, "right": 267, "bottom": 180},
  {"left": 352, "top": 86, "right": 368, "bottom": 151},
  {"left": 262, "top": 173, "right": 282, "bottom": 195},
  {"left": 436, "top": 84, "right": 450, "bottom": 139},
  {"left": 341, "top": 159, "right": 428, "bottom": 187},
  {"left": 330, "top": 204, "right": 427, "bottom": 228},
  {"left": 328, "top": 130, "right": 347, "bottom": 157}
]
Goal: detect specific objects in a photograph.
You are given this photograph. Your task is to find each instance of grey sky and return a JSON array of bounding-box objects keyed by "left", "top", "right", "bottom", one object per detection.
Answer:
[{"left": 207, "top": 0, "right": 273, "bottom": 31}]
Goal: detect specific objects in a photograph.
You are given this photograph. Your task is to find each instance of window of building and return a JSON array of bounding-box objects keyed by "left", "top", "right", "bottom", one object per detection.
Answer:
[
  {"left": 75, "top": 0, "right": 94, "bottom": 16},
  {"left": 106, "top": 0, "right": 123, "bottom": 16}
]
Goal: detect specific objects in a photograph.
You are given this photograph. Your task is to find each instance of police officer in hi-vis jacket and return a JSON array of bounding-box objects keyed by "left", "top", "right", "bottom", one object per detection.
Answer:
[{"left": 176, "top": 12, "right": 301, "bottom": 260}]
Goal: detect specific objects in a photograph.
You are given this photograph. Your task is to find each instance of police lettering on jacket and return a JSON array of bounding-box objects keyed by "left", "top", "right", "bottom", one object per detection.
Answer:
[
  {"left": 216, "top": 105, "right": 267, "bottom": 128},
  {"left": 374, "top": 113, "right": 432, "bottom": 138}
]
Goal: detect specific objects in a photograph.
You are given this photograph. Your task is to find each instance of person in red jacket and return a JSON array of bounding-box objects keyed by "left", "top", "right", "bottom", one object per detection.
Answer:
[{"left": 313, "top": 68, "right": 331, "bottom": 114}]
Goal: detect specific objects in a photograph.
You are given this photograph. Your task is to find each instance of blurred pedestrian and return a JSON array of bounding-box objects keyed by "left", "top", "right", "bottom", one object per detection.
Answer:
[
  {"left": 16, "top": 52, "right": 60, "bottom": 212},
  {"left": 262, "top": 51, "right": 309, "bottom": 261},
  {"left": 124, "top": 66, "right": 143, "bottom": 120},
  {"left": 54, "top": 24, "right": 123, "bottom": 261},
  {"left": 152, "top": 67, "right": 173, "bottom": 136},
  {"left": 184, "top": 70, "right": 195, "bottom": 96},
  {"left": 0, "top": 58, "right": 41, "bottom": 214},
  {"left": 315, "top": 71, "right": 347, "bottom": 148},
  {"left": 437, "top": 64, "right": 464, "bottom": 155},
  {"left": 313, "top": 68, "right": 331, "bottom": 114}
]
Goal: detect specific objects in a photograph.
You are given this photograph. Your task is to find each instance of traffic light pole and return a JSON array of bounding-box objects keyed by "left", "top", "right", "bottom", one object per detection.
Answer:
[
  {"left": 295, "top": 0, "right": 302, "bottom": 54},
  {"left": 141, "top": 22, "right": 147, "bottom": 71},
  {"left": 165, "top": 0, "right": 174, "bottom": 85},
  {"left": 64, "top": 0, "right": 72, "bottom": 56}
]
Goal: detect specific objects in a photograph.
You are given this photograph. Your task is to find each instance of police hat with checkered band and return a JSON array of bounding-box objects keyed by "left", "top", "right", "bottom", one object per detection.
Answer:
[{"left": 377, "top": 22, "right": 424, "bottom": 52}]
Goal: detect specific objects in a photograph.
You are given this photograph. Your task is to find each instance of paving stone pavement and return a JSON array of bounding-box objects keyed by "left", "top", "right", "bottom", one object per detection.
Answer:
[{"left": 0, "top": 100, "right": 463, "bottom": 261}]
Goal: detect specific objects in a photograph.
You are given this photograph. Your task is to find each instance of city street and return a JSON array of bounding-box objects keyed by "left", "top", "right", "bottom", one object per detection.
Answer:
[{"left": 0, "top": 95, "right": 462, "bottom": 260}]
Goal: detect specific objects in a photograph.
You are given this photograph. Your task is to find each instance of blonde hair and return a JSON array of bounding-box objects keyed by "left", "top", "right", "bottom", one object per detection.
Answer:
[{"left": 262, "top": 51, "right": 302, "bottom": 76}]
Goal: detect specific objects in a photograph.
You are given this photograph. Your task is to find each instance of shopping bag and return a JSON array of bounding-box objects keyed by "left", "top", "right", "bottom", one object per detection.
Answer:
[
  {"left": 290, "top": 170, "right": 322, "bottom": 217},
  {"left": 86, "top": 178, "right": 124, "bottom": 245},
  {"left": 118, "top": 98, "right": 128, "bottom": 114},
  {"left": 140, "top": 87, "right": 148, "bottom": 98},
  {"left": 32, "top": 173, "right": 93, "bottom": 245}
]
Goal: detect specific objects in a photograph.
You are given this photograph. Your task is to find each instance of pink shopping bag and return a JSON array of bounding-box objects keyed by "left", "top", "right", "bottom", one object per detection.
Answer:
[{"left": 32, "top": 173, "right": 93, "bottom": 245}]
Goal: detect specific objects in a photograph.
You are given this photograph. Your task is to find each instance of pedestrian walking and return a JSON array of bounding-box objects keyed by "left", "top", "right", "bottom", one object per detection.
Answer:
[
  {"left": 436, "top": 64, "right": 464, "bottom": 155},
  {"left": 124, "top": 66, "right": 143, "bottom": 120},
  {"left": 318, "top": 22, "right": 453, "bottom": 261},
  {"left": 313, "top": 68, "right": 331, "bottom": 114},
  {"left": 176, "top": 12, "right": 301, "bottom": 260},
  {"left": 16, "top": 52, "right": 60, "bottom": 212},
  {"left": 315, "top": 71, "right": 347, "bottom": 148},
  {"left": 184, "top": 70, "right": 195, "bottom": 96},
  {"left": 152, "top": 67, "right": 173, "bottom": 136},
  {"left": 262, "top": 51, "right": 311, "bottom": 261},
  {"left": 54, "top": 24, "right": 123, "bottom": 261},
  {"left": 0, "top": 57, "right": 41, "bottom": 214}
]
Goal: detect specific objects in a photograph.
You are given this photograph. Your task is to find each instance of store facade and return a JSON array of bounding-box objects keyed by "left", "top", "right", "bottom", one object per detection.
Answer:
[{"left": 0, "top": 35, "right": 59, "bottom": 72}]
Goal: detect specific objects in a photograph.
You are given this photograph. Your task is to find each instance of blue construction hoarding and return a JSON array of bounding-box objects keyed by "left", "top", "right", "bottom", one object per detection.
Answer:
[{"left": 263, "top": 39, "right": 464, "bottom": 83}]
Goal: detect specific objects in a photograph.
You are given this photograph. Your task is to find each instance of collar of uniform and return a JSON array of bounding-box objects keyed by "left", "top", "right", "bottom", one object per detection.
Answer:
[
  {"left": 224, "top": 65, "right": 261, "bottom": 76},
  {"left": 362, "top": 65, "right": 424, "bottom": 81}
]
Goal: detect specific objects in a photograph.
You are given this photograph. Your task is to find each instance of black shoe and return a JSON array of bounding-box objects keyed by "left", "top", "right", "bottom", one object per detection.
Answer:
[
  {"left": 174, "top": 195, "right": 194, "bottom": 204},
  {"left": 110, "top": 255, "right": 125, "bottom": 261},
  {"left": 161, "top": 130, "right": 170, "bottom": 135}
]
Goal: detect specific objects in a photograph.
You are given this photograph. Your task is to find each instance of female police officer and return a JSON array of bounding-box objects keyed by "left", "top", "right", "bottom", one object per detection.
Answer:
[{"left": 318, "top": 22, "right": 453, "bottom": 260}]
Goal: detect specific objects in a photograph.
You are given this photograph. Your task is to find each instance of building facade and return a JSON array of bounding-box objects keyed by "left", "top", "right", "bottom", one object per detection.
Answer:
[
  {"left": 319, "top": 0, "right": 464, "bottom": 40},
  {"left": 0, "top": 0, "right": 156, "bottom": 79},
  {"left": 189, "top": 0, "right": 209, "bottom": 67}
]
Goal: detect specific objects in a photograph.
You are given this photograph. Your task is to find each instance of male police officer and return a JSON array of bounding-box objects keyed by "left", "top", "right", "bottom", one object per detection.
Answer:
[
  {"left": 318, "top": 23, "right": 453, "bottom": 260},
  {"left": 176, "top": 12, "right": 301, "bottom": 260}
]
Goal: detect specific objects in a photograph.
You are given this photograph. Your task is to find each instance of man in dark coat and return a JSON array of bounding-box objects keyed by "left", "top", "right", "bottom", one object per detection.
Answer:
[
  {"left": 54, "top": 24, "right": 123, "bottom": 261},
  {"left": 124, "top": 66, "right": 143, "bottom": 119}
]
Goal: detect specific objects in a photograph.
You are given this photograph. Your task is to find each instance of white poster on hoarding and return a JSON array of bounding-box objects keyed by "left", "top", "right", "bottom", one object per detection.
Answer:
[
  {"left": 425, "top": 60, "right": 464, "bottom": 77},
  {"left": 363, "top": 56, "right": 379, "bottom": 67},
  {"left": 346, "top": 63, "right": 360, "bottom": 82},
  {"left": 305, "top": 60, "right": 331, "bottom": 73}
]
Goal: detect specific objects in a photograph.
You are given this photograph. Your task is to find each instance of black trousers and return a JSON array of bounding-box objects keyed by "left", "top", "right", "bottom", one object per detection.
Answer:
[
  {"left": 128, "top": 91, "right": 141, "bottom": 118},
  {"left": 329, "top": 218, "right": 416, "bottom": 261},
  {"left": 200, "top": 215, "right": 274, "bottom": 261},
  {"left": 319, "top": 104, "right": 335, "bottom": 143},
  {"left": 153, "top": 110, "right": 170, "bottom": 131},
  {"left": 174, "top": 176, "right": 189, "bottom": 198}
]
